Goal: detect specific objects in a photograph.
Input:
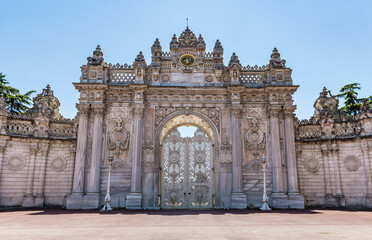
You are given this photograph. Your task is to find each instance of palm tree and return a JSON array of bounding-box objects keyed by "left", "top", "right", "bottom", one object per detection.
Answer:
[{"left": 0, "top": 72, "right": 35, "bottom": 114}]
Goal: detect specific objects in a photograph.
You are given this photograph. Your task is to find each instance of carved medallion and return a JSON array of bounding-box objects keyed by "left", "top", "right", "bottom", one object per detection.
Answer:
[
  {"left": 51, "top": 157, "right": 67, "bottom": 172},
  {"left": 7, "top": 156, "right": 26, "bottom": 171},
  {"left": 303, "top": 157, "right": 320, "bottom": 173},
  {"left": 161, "top": 74, "right": 170, "bottom": 82},
  {"left": 205, "top": 75, "right": 213, "bottom": 82},
  {"left": 344, "top": 155, "right": 360, "bottom": 171}
]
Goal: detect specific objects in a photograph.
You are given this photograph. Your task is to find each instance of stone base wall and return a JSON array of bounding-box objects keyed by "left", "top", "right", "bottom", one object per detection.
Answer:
[
  {"left": 0, "top": 137, "right": 76, "bottom": 207},
  {"left": 296, "top": 138, "right": 372, "bottom": 208}
]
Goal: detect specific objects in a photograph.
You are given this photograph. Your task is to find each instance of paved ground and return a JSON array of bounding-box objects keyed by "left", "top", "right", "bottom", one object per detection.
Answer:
[{"left": 0, "top": 209, "right": 372, "bottom": 240}]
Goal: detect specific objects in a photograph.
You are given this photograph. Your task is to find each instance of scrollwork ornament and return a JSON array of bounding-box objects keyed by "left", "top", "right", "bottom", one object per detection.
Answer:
[{"left": 107, "top": 118, "right": 130, "bottom": 156}]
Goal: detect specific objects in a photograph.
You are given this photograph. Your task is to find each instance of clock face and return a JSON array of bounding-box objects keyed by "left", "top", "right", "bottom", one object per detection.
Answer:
[{"left": 180, "top": 55, "right": 195, "bottom": 67}]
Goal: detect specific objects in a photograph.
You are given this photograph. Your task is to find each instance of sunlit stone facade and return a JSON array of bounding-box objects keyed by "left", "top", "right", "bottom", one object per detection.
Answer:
[{"left": 0, "top": 28, "right": 371, "bottom": 209}]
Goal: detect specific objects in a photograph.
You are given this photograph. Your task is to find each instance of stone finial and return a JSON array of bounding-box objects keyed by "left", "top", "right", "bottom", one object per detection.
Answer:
[
  {"left": 197, "top": 34, "right": 206, "bottom": 50},
  {"left": 228, "top": 52, "right": 241, "bottom": 68},
  {"left": 87, "top": 45, "right": 104, "bottom": 65},
  {"left": 269, "top": 47, "right": 286, "bottom": 68},
  {"left": 214, "top": 39, "right": 223, "bottom": 49},
  {"left": 152, "top": 38, "right": 161, "bottom": 48},
  {"left": 178, "top": 27, "right": 197, "bottom": 47},
  {"left": 135, "top": 51, "right": 145, "bottom": 62},
  {"left": 312, "top": 87, "right": 340, "bottom": 121},
  {"left": 133, "top": 51, "right": 147, "bottom": 68},
  {"left": 26, "top": 85, "right": 63, "bottom": 120},
  {"left": 170, "top": 34, "right": 179, "bottom": 49}
]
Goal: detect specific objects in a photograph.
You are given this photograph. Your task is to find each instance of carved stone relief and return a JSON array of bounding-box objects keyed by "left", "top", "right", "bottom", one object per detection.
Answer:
[
  {"left": 247, "top": 159, "right": 262, "bottom": 171},
  {"left": 219, "top": 136, "right": 232, "bottom": 167},
  {"left": 107, "top": 118, "right": 130, "bottom": 156},
  {"left": 303, "top": 156, "right": 320, "bottom": 173},
  {"left": 142, "top": 137, "right": 155, "bottom": 167},
  {"left": 50, "top": 157, "right": 67, "bottom": 172},
  {"left": 155, "top": 106, "right": 220, "bottom": 132},
  {"left": 7, "top": 156, "right": 26, "bottom": 171},
  {"left": 244, "top": 118, "right": 266, "bottom": 156},
  {"left": 343, "top": 155, "right": 361, "bottom": 171}
]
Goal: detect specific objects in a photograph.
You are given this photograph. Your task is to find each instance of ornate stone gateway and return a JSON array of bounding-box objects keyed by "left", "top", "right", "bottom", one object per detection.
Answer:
[{"left": 161, "top": 128, "right": 213, "bottom": 209}]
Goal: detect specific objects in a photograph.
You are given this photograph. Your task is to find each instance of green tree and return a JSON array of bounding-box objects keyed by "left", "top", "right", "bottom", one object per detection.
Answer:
[
  {"left": 0, "top": 72, "right": 35, "bottom": 114},
  {"left": 336, "top": 83, "right": 362, "bottom": 115}
]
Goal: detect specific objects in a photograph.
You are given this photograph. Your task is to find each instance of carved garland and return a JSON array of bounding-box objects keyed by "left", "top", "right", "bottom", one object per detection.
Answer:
[{"left": 155, "top": 106, "right": 220, "bottom": 132}]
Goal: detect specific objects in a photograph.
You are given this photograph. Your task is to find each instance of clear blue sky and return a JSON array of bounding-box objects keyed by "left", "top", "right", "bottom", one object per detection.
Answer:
[{"left": 1, "top": 0, "right": 371, "bottom": 120}]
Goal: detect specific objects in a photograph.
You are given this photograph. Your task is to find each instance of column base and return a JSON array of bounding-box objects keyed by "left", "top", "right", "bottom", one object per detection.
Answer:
[
  {"left": 126, "top": 192, "right": 142, "bottom": 209},
  {"left": 22, "top": 196, "right": 44, "bottom": 208},
  {"left": 270, "top": 192, "right": 289, "bottom": 209},
  {"left": 288, "top": 192, "right": 305, "bottom": 209},
  {"left": 66, "top": 195, "right": 100, "bottom": 209},
  {"left": 231, "top": 191, "right": 247, "bottom": 209}
]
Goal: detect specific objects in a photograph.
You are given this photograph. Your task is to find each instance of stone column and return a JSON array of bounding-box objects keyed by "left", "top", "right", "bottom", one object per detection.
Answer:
[
  {"left": 34, "top": 141, "right": 50, "bottom": 207},
  {"left": 321, "top": 143, "right": 335, "bottom": 206},
  {"left": 86, "top": 104, "right": 105, "bottom": 206},
  {"left": 268, "top": 105, "right": 288, "bottom": 208},
  {"left": 283, "top": 105, "right": 304, "bottom": 209},
  {"left": 66, "top": 103, "right": 90, "bottom": 209},
  {"left": 230, "top": 105, "right": 247, "bottom": 209},
  {"left": 126, "top": 103, "right": 145, "bottom": 209},
  {"left": 330, "top": 143, "right": 344, "bottom": 206},
  {"left": 361, "top": 140, "right": 372, "bottom": 207},
  {"left": 22, "top": 141, "right": 39, "bottom": 207},
  {"left": 87, "top": 105, "right": 105, "bottom": 192}
]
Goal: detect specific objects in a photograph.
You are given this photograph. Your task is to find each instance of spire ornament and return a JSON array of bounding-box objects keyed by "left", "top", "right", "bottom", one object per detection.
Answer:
[
  {"left": 87, "top": 45, "right": 104, "bottom": 65},
  {"left": 269, "top": 47, "right": 286, "bottom": 68}
]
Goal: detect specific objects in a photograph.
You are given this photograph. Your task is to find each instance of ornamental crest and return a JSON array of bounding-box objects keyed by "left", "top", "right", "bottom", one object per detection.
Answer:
[
  {"left": 244, "top": 118, "right": 266, "bottom": 156},
  {"left": 107, "top": 118, "right": 130, "bottom": 156}
]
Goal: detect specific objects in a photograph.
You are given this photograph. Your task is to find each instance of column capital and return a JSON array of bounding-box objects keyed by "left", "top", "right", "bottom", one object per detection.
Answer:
[
  {"left": 133, "top": 104, "right": 145, "bottom": 119},
  {"left": 91, "top": 103, "right": 105, "bottom": 115},
  {"left": 230, "top": 105, "right": 243, "bottom": 118},
  {"left": 268, "top": 105, "right": 282, "bottom": 118},
  {"left": 361, "top": 139, "right": 369, "bottom": 151},
  {"left": 30, "top": 141, "right": 39, "bottom": 154},
  {"left": 76, "top": 103, "right": 90, "bottom": 115},
  {"left": 283, "top": 105, "right": 297, "bottom": 117},
  {"left": 39, "top": 140, "right": 50, "bottom": 153},
  {"left": 321, "top": 143, "right": 331, "bottom": 153}
]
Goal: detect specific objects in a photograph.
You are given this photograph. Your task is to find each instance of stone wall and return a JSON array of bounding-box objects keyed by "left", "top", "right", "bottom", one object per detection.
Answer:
[{"left": 296, "top": 110, "right": 372, "bottom": 208}]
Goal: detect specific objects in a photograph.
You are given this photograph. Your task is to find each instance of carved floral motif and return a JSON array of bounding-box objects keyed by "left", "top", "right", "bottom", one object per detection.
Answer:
[
  {"left": 343, "top": 155, "right": 361, "bottom": 171},
  {"left": 7, "top": 156, "right": 26, "bottom": 171},
  {"left": 107, "top": 118, "right": 130, "bottom": 156}
]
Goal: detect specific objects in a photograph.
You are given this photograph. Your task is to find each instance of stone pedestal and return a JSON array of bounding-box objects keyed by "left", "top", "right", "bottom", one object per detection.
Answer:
[
  {"left": 288, "top": 193, "right": 305, "bottom": 209},
  {"left": 231, "top": 191, "right": 247, "bottom": 209},
  {"left": 66, "top": 195, "right": 100, "bottom": 209},
  {"left": 270, "top": 193, "right": 289, "bottom": 209},
  {"left": 126, "top": 193, "right": 142, "bottom": 209}
]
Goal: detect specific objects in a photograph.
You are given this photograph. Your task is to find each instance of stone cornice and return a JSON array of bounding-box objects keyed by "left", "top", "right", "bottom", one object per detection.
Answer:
[{"left": 73, "top": 83, "right": 109, "bottom": 92}]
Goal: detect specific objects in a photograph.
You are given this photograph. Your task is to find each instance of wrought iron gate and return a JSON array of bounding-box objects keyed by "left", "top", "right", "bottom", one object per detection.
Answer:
[{"left": 161, "top": 128, "right": 213, "bottom": 209}]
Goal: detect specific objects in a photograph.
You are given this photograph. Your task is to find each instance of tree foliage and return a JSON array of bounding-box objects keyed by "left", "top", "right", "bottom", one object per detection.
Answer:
[
  {"left": 0, "top": 72, "right": 35, "bottom": 114},
  {"left": 336, "top": 83, "right": 371, "bottom": 115}
]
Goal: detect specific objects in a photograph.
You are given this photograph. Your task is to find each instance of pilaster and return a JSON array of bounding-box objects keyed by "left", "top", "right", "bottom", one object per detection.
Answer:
[
  {"left": 86, "top": 103, "right": 105, "bottom": 208},
  {"left": 22, "top": 141, "right": 39, "bottom": 207},
  {"left": 67, "top": 103, "right": 91, "bottom": 209},
  {"left": 126, "top": 85, "right": 147, "bottom": 209},
  {"left": 268, "top": 105, "right": 288, "bottom": 208},
  {"left": 227, "top": 86, "right": 247, "bottom": 209},
  {"left": 361, "top": 140, "right": 372, "bottom": 207},
  {"left": 34, "top": 140, "right": 50, "bottom": 206},
  {"left": 283, "top": 105, "right": 304, "bottom": 209}
]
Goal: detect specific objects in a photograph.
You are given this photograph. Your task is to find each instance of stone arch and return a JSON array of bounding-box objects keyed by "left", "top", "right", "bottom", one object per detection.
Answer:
[{"left": 154, "top": 110, "right": 220, "bottom": 209}]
